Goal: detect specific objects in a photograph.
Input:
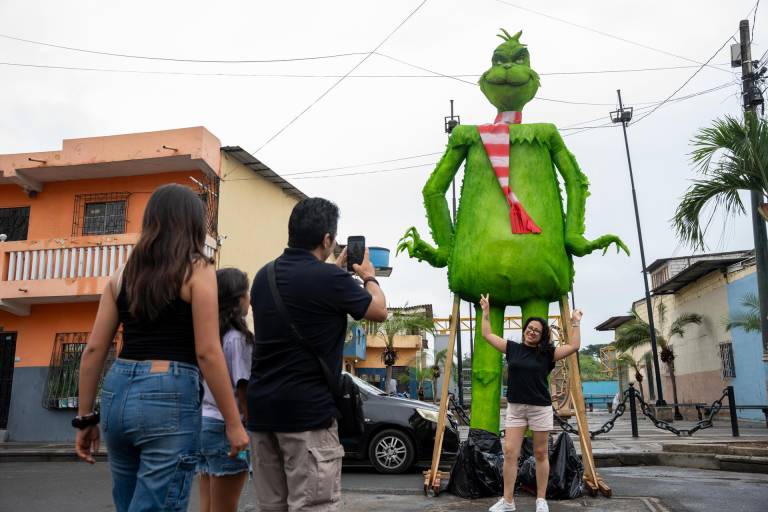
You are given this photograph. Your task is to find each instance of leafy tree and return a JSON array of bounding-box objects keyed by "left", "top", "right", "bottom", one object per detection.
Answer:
[
  {"left": 726, "top": 292, "right": 762, "bottom": 333},
  {"left": 578, "top": 354, "right": 605, "bottom": 381},
  {"left": 377, "top": 311, "right": 433, "bottom": 393},
  {"left": 580, "top": 343, "right": 609, "bottom": 360},
  {"left": 616, "top": 304, "right": 702, "bottom": 418},
  {"left": 673, "top": 112, "right": 768, "bottom": 249}
]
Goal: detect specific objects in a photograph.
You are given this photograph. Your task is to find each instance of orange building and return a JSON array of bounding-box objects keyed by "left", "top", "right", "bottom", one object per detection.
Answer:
[{"left": 0, "top": 127, "right": 306, "bottom": 442}]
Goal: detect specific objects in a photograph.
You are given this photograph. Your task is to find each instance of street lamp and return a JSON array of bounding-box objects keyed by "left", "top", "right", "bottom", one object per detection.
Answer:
[{"left": 610, "top": 90, "right": 668, "bottom": 409}]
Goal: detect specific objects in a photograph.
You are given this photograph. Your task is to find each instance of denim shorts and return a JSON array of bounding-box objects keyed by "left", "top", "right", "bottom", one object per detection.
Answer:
[{"left": 198, "top": 416, "right": 250, "bottom": 476}]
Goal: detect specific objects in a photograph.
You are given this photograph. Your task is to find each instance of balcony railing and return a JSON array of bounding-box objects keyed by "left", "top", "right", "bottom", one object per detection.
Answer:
[
  {"left": 5, "top": 243, "right": 134, "bottom": 282},
  {"left": 2, "top": 234, "right": 217, "bottom": 283}
]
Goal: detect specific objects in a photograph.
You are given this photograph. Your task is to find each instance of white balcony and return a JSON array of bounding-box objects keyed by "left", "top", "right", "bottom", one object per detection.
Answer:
[{"left": 0, "top": 233, "right": 217, "bottom": 316}]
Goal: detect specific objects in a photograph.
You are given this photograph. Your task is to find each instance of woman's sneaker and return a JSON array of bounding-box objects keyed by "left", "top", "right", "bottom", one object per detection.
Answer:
[
  {"left": 489, "top": 497, "right": 516, "bottom": 512},
  {"left": 535, "top": 498, "right": 549, "bottom": 512}
]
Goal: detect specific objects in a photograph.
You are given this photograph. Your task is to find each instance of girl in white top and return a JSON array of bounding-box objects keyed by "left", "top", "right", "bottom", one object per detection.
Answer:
[{"left": 198, "top": 268, "right": 254, "bottom": 512}]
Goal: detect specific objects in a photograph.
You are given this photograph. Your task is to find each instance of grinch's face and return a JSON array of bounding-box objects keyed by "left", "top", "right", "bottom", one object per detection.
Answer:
[{"left": 479, "top": 32, "right": 540, "bottom": 112}]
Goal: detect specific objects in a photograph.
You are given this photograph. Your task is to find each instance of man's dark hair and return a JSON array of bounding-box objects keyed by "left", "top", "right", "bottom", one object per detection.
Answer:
[{"left": 288, "top": 197, "right": 339, "bottom": 250}]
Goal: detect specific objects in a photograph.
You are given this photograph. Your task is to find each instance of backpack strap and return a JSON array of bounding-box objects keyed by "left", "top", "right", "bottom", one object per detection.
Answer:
[{"left": 266, "top": 260, "right": 341, "bottom": 397}]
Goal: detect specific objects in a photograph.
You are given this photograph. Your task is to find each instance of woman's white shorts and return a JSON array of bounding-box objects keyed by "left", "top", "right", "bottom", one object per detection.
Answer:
[{"left": 504, "top": 403, "right": 553, "bottom": 431}]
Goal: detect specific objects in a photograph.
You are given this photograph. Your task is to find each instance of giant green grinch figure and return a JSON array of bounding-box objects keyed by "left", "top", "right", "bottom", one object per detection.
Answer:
[{"left": 397, "top": 29, "right": 628, "bottom": 434}]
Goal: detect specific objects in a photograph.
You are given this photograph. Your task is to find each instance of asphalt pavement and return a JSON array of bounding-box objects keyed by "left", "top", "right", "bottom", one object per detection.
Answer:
[{"left": 2, "top": 462, "right": 767, "bottom": 512}]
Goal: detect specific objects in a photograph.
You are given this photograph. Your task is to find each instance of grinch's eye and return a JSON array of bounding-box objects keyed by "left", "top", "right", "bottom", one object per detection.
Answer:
[{"left": 514, "top": 56, "right": 525, "bottom": 64}]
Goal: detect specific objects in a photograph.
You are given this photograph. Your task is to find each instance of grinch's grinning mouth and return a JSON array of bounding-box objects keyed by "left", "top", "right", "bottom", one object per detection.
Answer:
[{"left": 483, "top": 76, "right": 532, "bottom": 87}]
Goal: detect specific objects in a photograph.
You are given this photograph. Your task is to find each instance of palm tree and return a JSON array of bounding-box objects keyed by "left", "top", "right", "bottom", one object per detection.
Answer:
[
  {"left": 725, "top": 292, "right": 762, "bottom": 333},
  {"left": 616, "top": 352, "right": 645, "bottom": 398},
  {"left": 404, "top": 356, "right": 431, "bottom": 401},
  {"left": 673, "top": 112, "right": 768, "bottom": 249},
  {"left": 615, "top": 303, "right": 702, "bottom": 420},
  {"left": 376, "top": 311, "right": 433, "bottom": 394}
]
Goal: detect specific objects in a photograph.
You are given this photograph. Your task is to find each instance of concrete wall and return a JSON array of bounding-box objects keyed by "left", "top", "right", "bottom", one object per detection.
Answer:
[
  {"left": 6, "top": 366, "right": 72, "bottom": 441},
  {"left": 726, "top": 271, "right": 768, "bottom": 421},
  {"left": 627, "top": 271, "right": 730, "bottom": 405},
  {"left": 216, "top": 152, "right": 299, "bottom": 281}
]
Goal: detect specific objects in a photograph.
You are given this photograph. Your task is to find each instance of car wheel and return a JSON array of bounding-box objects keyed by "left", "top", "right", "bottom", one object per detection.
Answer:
[{"left": 368, "top": 429, "right": 415, "bottom": 474}]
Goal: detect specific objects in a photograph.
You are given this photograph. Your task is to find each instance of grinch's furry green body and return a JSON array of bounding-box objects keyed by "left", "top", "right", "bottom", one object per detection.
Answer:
[{"left": 398, "top": 30, "right": 627, "bottom": 434}]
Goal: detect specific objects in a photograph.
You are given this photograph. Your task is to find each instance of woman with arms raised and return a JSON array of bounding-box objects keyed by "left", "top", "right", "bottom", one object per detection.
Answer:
[{"left": 481, "top": 293, "right": 581, "bottom": 512}]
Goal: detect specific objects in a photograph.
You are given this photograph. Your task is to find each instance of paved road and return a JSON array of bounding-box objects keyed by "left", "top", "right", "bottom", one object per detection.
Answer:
[{"left": 2, "top": 462, "right": 767, "bottom": 511}]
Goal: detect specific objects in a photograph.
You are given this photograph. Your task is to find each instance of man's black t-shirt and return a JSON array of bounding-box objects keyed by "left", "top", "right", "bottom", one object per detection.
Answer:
[
  {"left": 247, "top": 248, "right": 372, "bottom": 432},
  {"left": 506, "top": 340, "right": 555, "bottom": 407}
]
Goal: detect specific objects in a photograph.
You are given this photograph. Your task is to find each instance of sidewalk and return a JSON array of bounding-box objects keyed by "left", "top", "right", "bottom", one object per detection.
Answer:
[{"left": 2, "top": 411, "right": 767, "bottom": 473}]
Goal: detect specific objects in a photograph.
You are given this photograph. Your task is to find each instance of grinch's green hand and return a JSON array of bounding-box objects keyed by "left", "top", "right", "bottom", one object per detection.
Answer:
[
  {"left": 566, "top": 233, "right": 630, "bottom": 257},
  {"left": 397, "top": 227, "right": 449, "bottom": 268}
]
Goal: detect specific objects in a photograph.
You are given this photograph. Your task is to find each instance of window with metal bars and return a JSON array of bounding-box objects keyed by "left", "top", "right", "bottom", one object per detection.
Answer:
[
  {"left": 719, "top": 342, "right": 736, "bottom": 379},
  {"left": 42, "top": 332, "right": 121, "bottom": 410},
  {"left": 72, "top": 193, "right": 130, "bottom": 237},
  {"left": 0, "top": 207, "right": 30, "bottom": 241}
]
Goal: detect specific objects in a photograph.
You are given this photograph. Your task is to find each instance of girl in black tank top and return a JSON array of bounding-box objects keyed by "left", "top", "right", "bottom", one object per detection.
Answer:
[{"left": 75, "top": 184, "right": 249, "bottom": 512}]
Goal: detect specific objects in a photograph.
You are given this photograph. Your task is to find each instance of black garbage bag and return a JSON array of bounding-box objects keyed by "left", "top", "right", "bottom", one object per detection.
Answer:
[
  {"left": 516, "top": 433, "right": 583, "bottom": 500},
  {"left": 447, "top": 428, "right": 504, "bottom": 498}
]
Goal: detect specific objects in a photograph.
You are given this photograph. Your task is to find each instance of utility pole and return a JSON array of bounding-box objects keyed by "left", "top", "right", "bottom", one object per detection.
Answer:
[
  {"left": 610, "top": 91, "right": 667, "bottom": 407},
  {"left": 737, "top": 19, "right": 768, "bottom": 354},
  {"left": 445, "top": 100, "right": 465, "bottom": 406}
]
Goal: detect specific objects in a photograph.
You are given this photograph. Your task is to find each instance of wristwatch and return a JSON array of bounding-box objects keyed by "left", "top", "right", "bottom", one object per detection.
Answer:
[
  {"left": 72, "top": 411, "right": 100, "bottom": 430},
  {"left": 363, "top": 276, "right": 380, "bottom": 287}
]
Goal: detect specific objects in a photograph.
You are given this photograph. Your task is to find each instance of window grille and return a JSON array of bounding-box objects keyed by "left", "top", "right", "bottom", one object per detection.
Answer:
[
  {"left": 0, "top": 207, "right": 30, "bottom": 241},
  {"left": 42, "top": 332, "right": 121, "bottom": 410},
  {"left": 72, "top": 193, "right": 130, "bottom": 236},
  {"left": 719, "top": 342, "right": 736, "bottom": 378}
]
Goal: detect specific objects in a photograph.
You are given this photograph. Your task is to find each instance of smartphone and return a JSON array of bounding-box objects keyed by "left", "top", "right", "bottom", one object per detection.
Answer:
[{"left": 346, "top": 236, "right": 366, "bottom": 271}]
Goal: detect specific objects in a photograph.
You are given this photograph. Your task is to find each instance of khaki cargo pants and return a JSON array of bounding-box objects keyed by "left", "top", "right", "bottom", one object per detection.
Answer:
[{"left": 249, "top": 420, "right": 344, "bottom": 512}]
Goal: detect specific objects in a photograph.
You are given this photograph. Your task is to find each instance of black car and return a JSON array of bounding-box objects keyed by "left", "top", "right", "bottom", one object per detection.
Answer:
[{"left": 341, "top": 373, "right": 461, "bottom": 474}]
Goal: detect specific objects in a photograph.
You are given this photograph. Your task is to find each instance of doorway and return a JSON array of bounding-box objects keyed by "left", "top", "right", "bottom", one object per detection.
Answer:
[{"left": 0, "top": 332, "right": 17, "bottom": 429}]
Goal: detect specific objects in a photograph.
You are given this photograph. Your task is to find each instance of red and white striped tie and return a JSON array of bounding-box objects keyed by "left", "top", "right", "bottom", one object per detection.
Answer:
[{"left": 478, "top": 111, "right": 541, "bottom": 234}]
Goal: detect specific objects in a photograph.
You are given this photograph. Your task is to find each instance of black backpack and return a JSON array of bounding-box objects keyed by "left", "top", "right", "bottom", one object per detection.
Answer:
[{"left": 266, "top": 261, "right": 365, "bottom": 437}]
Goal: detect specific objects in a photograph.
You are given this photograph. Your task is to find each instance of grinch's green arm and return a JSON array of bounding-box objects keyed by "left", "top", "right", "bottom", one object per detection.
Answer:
[
  {"left": 548, "top": 126, "right": 630, "bottom": 257},
  {"left": 397, "top": 126, "right": 470, "bottom": 267}
]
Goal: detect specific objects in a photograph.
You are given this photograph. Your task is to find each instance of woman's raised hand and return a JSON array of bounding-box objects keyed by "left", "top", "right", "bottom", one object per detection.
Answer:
[
  {"left": 572, "top": 308, "right": 583, "bottom": 324},
  {"left": 479, "top": 293, "right": 490, "bottom": 314}
]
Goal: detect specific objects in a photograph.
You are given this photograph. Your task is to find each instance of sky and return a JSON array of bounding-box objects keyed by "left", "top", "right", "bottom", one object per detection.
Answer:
[{"left": 1, "top": 0, "right": 766, "bottom": 356}]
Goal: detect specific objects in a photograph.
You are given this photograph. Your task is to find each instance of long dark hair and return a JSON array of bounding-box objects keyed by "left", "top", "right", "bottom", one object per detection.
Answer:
[
  {"left": 217, "top": 268, "right": 254, "bottom": 345},
  {"left": 123, "top": 184, "right": 210, "bottom": 321},
  {"left": 522, "top": 316, "right": 552, "bottom": 353}
]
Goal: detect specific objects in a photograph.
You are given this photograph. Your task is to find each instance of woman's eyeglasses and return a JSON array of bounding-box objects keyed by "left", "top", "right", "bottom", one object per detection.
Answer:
[{"left": 525, "top": 326, "right": 542, "bottom": 335}]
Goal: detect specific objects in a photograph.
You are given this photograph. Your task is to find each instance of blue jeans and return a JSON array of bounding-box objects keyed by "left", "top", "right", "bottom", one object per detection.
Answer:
[{"left": 100, "top": 359, "right": 202, "bottom": 512}]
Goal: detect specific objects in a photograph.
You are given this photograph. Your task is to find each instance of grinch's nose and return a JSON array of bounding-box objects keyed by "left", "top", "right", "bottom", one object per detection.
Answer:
[{"left": 503, "top": 63, "right": 512, "bottom": 69}]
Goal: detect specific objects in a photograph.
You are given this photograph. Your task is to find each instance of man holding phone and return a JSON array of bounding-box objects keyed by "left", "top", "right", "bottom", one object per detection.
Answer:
[{"left": 247, "top": 197, "right": 387, "bottom": 512}]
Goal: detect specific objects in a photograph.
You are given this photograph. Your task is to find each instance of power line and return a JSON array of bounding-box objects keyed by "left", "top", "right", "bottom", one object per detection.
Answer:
[
  {"left": 281, "top": 151, "right": 442, "bottom": 176},
  {"left": 375, "top": 52, "right": 617, "bottom": 106},
  {"left": 493, "top": 0, "right": 734, "bottom": 75},
  {"left": 0, "top": 59, "right": 731, "bottom": 79},
  {"left": 0, "top": 32, "right": 368, "bottom": 63},
  {"left": 631, "top": 37, "right": 734, "bottom": 125},
  {"left": 752, "top": 0, "right": 761, "bottom": 42},
  {"left": 256, "top": 81, "right": 739, "bottom": 180},
  {"left": 250, "top": 0, "right": 429, "bottom": 155}
]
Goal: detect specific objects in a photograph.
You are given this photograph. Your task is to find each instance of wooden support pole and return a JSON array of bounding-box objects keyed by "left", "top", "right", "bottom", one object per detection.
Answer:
[
  {"left": 424, "top": 294, "right": 461, "bottom": 496},
  {"left": 559, "top": 296, "right": 611, "bottom": 497}
]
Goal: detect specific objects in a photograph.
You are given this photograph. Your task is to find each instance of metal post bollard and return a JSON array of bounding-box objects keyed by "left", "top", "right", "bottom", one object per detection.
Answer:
[
  {"left": 727, "top": 386, "right": 739, "bottom": 437},
  {"left": 629, "top": 383, "right": 639, "bottom": 438}
]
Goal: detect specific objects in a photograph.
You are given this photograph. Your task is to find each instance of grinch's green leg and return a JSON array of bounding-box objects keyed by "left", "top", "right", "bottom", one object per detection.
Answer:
[
  {"left": 470, "top": 304, "right": 504, "bottom": 434},
  {"left": 520, "top": 298, "right": 550, "bottom": 324}
]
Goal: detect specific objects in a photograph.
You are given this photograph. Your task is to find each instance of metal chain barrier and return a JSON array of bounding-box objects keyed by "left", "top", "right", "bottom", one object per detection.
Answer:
[
  {"left": 635, "top": 387, "right": 729, "bottom": 437},
  {"left": 553, "top": 388, "right": 631, "bottom": 439},
  {"left": 448, "top": 393, "right": 471, "bottom": 425}
]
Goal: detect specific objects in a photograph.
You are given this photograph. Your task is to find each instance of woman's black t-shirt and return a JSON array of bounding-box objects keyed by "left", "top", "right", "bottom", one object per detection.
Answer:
[{"left": 506, "top": 340, "right": 555, "bottom": 406}]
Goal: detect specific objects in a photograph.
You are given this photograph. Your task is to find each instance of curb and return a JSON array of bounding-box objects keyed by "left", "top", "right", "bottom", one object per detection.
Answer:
[{"left": 593, "top": 451, "right": 768, "bottom": 474}]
